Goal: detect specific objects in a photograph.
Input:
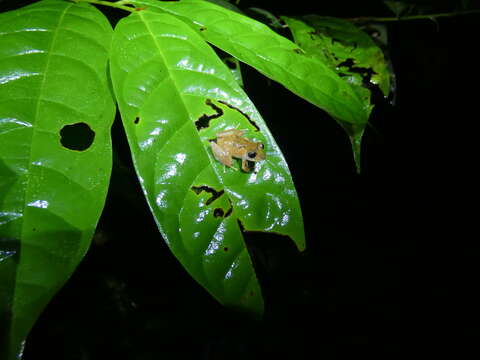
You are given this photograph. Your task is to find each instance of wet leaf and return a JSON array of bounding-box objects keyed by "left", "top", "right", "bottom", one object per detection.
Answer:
[
  {"left": 131, "top": 0, "right": 372, "bottom": 125},
  {"left": 0, "top": 0, "right": 114, "bottom": 357},
  {"left": 109, "top": 10, "right": 304, "bottom": 314}
]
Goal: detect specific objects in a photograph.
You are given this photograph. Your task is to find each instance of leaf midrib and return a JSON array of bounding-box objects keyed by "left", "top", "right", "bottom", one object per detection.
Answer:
[
  {"left": 135, "top": 12, "right": 230, "bottom": 193},
  {"left": 132, "top": 13, "right": 253, "bottom": 286}
]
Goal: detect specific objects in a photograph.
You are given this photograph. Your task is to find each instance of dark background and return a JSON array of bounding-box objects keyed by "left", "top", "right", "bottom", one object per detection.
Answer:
[{"left": 2, "top": 0, "right": 476, "bottom": 358}]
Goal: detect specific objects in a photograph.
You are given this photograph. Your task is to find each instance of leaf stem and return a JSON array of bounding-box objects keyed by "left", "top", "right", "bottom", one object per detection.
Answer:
[
  {"left": 347, "top": 9, "right": 480, "bottom": 23},
  {"left": 70, "top": 0, "right": 136, "bottom": 12}
]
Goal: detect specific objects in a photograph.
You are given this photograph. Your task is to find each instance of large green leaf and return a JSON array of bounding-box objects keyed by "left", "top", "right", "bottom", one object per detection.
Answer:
[
  {"left": 109, "top": 10, "right": 304, "bottom": 314},
  {"left": 130, "top": 0, "right": 372, "bottom": 126},
  {"left": 0, "top": 0, "right": 114, "bottom": 357},
  {"left": 281, "top": 15, "right": 391, "bottom": 172}
]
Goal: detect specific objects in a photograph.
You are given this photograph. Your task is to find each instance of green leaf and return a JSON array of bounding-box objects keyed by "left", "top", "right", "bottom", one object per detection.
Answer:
[
  {"left": 131, "top": 0, "right": 372, "bottom": 126},
  {"left": 109, "top": 10, "right": 304, "bottom": 314},
  {"left": 283, "top": 15, "right": 391, "bottom": 97},
  {"left": 0, "top": 0, "right": 115, "bottom": 357},
  {"left": 281, "top": 15, "right": 392, "bottom": 172}
]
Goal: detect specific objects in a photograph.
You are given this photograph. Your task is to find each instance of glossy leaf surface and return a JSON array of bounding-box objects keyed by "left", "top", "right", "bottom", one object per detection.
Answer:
[
  {"left": 110, "top": 10, "right": 304, "bottom": 314},
  {"left": 0, "top": 1, "right": 114, "bottom": 357},
  {"left": 131, "top": 0, "right": 372, "bottom": 125}
]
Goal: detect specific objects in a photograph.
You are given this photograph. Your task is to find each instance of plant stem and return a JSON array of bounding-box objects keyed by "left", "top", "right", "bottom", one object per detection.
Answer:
[
  {"left": 70, "top": 0, "right": 135, "bottom": 12},
  {"left": 347, "top": 9, "right": 480, "bottom": 23}
]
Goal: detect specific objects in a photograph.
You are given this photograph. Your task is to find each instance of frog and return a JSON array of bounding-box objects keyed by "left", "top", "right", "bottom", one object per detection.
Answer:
[{"left": 210, "top": 129, "right": 266, "bottom": 172}]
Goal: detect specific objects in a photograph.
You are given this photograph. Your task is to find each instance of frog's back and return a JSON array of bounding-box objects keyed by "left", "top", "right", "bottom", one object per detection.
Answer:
[{"left": 217, "top": 137, "right": 247, "bottom": 159}]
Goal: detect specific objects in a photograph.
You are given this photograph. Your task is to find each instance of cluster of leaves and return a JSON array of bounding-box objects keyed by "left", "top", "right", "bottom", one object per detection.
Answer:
[{"left": 0, "top": 0, "right": 391, "bottom": 358}]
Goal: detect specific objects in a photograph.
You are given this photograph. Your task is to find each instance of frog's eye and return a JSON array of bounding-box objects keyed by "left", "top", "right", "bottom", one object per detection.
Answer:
[
  {"left": 259, "top": 143, "right": 264, "bottom": 149},
  {"left": 247, "top": 151, "right": 257, "bottom": 159}
]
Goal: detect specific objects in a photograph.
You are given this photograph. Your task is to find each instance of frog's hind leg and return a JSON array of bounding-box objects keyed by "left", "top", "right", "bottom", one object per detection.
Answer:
[{"left": 211, "top": 141, "right": 237, "bottom": 171}]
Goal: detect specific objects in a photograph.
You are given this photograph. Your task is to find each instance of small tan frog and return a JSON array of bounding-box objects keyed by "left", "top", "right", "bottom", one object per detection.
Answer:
[{"left": 210, "top": 129, "right": 266, "bottom": 172}]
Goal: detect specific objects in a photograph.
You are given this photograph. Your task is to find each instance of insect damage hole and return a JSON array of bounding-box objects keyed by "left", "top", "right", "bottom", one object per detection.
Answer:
[
  {"left": 191, "top": 185, "right": 225, "bottom": 206},
  {"left": 213, "top": 208, "right": 225, "bottom": 218},
  {"left": 60, "top": 122, "right": 95, "bottom": 151},
  {"left": 195, "top": 99, "right": 224, "bottom": 130},
  {"left": 213, "top": 198, "right": 233, "bottom": 219},
  {"left": 337, "top": 58, "right": 376, "bottom": 85}
]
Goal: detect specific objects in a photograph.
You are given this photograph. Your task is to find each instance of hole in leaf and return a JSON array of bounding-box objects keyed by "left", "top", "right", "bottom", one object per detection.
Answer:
[
  {"left": 195, "top": 99, "right": 223, "bottom": 130},
  {"left": 60, "top": 122, "right": 95, "bottom": 151},
  {"left": 223, "top": 247, "right": 229, "bottom": 252},
  {"left": 337, "top": 58, "right": 385, "bottom": 102},
  {"left": 134, "top": 116, "right": 140, "bottom": 124},
  {"left": 337, "top": 58, "right": 376, "bottom": 85},
  {"left": 213, "top": 208, "right": 224, "bottom": 218},
  {"left": 191, "top": 185, "right": 224, "bottom": 205},
  {"left": 217, "top": 101, "right": 260, "bottom": 131}
]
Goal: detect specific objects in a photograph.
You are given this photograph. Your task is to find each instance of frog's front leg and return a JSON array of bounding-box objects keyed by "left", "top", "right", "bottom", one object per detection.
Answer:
[
  {"left": 211, "top": 141, "right": 237, "bottom": 170},
  {"left": 241, "top": 159, "right": 252, "bottom": 172}
]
